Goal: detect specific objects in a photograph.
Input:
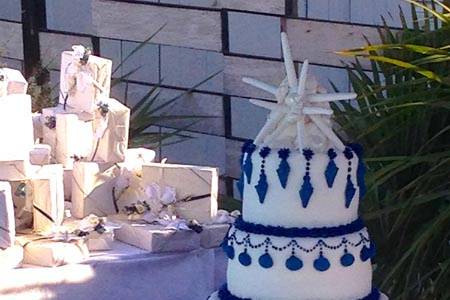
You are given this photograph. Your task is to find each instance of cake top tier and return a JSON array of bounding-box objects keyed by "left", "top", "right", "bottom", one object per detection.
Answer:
[{"left": 243, "top": 33, "right": 356, "bottom": 153}]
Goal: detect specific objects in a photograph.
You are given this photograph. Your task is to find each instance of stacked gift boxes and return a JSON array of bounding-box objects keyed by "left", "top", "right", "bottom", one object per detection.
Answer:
[{"left": 0, "top": 45, "right": 231, "bottom": 270}]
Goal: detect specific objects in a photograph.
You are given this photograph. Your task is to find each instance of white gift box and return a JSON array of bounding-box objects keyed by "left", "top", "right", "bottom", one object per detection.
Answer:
[
  {"left": 111, "top": 216, "right": 201, "bottom": 253},
  {"left": 0, "top": 68, "right": 28, "bottom": 96},
  {"left": 0, "top": 244, "right": 23, "bottom": 270},
  {"left": 200, "top": 224, "right": 230, "bottom": 249},
  {"left": 125, "top": 148, "right": 156, "bottom": 167},
  {"left": 30, "top": 144, "right": 51, "bottom": 165},
  {"left": 90, "top": 98, "right": 130, "bottom": 163},
  {"left": 141, "top": 163, "right": 219, "bottom": 223},
  {"left": 86, "top": 231, "right": 114, "bottom": 251},
  {"left": 17, "top": 235, "right": 89, "bottom": 267},
  {"left": 10, "top": 181, "right": 33, "bottom": 231},
  {"left": 32, "top": 112, "right": 43, "bottom": 142},
  {"left": 0, "top": 160, "right": 33, "bottom": 181},
  {"left": 30, "top": 164, "right": 65, "bottom": 234},
  {"left": 0, "top": 182, "right": 15, "bottom": 249},
  {"left": 71, "top": 162, "right": 119, "bottom": 218},
  {"left": 0, "top": 94, "right": 34, "bottom": 161},
  {"left": 63, "top": 168, "right": 72, "bottom": 201},
  {"left": 59, "top": 49, "right": 112, "bottom": 114}
]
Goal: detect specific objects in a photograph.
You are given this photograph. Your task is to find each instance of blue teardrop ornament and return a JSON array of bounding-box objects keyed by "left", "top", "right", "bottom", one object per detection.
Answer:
[
  {"left": 340, "top": 253, "right": 355, "bottom": 267},
  {"left": 286, "top": 255, "right": 303, "bottom": 271},
  {"left": 276, "top": 159, "right": 290, "bottom": 189},
  {"left": 238, "top": 250, "right": 252, "bottom": 266},
  {"left": 345, "top": 176, "right": 356, "bottom": 208},
  {"left": 243, "top": 155, "right": 253, "bottom": 184},
  {"left": 225, "top": 245, "right": 235, "bottom": 259},
  {"left": 325, "top": 160, "right": 339, "bottom": 188},
  {"left": 314, "top": 254, "right": 330, "bottom": 272},
  {"left": 360, "top": 245, "right": 371, "bottom": 262},
  {"left": 299, "top": 175, "right": 313, "bottom": 208},
  {"left": 259, "top": 253, "right": 273, "bottom": 269},
  {"left": 255, "top": 173, "right": 268, "bottom": 204}
]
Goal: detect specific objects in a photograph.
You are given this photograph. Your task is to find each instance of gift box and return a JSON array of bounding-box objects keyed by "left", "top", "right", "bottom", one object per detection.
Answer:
[
  {"left": 199, "top": 223, "right": 230, "bottom": 249},
  {"left": 90, "top": 98, "right": 130, "bottom": 163},
  {"left": 59, "top": 47, "right": 112, "bottom": 114},
  {"left": 0, "top": 67, "right": 28, "bottom": 96},
  {"left": 0, "top": 244, "right": 23, "bottom": 270},
  {"left": 30, "top": 144, "right": 51, "bottom": 165},
  {"left": 0, "top": 182, "right": 15, "bottom": 249},
  {"left": 141, "top": 163, "right": 219, "bottom": 223},
  {"left": 71, "top": 161, "right": 119, "bottom": 218},
  {"left": 0, "top": 160, "right": 33, "bottom": 181},
  {"left": 63, "top": 168, "right": 72, "bottom": 201},
  {"left": 125, "top": 148, "right": 156, "bottom": 168},
  {"left": 17, "top": 235, "right": 89, "bottom": 267},
  {"left": 10, "top": 181, "right": 33, "bottom": 231},
  {"left": 29, "top": 164, "right": 65, "bottom": 234},
  {"left": 111, "top": 216, "right": 201, "bottom": 253},
  {"left": 86, "top": 231, "right": 115, "bottom": 251},
  {"left": 0, "top": 94, "right": 34, "bottom": 161},
  {"left": 32, "top": 112, "right": 43, "bottom": 142}
]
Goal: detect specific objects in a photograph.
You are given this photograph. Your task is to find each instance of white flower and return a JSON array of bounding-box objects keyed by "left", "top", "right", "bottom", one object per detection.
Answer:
[
  {"left": 115, "top": 167, "right": 132, "bottom": 193},
  {"left": 72, "top": 45, "right": 86, "bottom": 60},
  {"left": 212, "top": 210, "right": 236, "bottom": 224},
  {"left": 145, "top": 183, "right": 177, "bottom": 206}
]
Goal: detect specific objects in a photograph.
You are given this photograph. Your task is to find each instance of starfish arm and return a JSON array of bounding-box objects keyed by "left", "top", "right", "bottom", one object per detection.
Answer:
[
  {"left": 249, "top": 99, "right": 290, "bottom": 113},
  {"left": 297, "top": 60, "right": 309, "bottom": 98},
  {"left": 265, "top": 118, "right": 292, "bottom": 145},
  {"left": 242, "top": 77, "right": 278, "bottom": 96},
  {"left": 254, "top": 112, "right": 285, "bottom": 144},
  {"left": 281, "top": 32, "right": 298, "bottom": 91},
  {"left": 303, "top": 107, "right": 334, "bottom": 115},
  {"left": 305, "top": 92, "right": 357, "bottom": 102},
  {"left": 309, "top": 115, "right": 345, "bottom": 151},
  {"left": 296, "top": 116, "right": 305, "bottom": 150}
]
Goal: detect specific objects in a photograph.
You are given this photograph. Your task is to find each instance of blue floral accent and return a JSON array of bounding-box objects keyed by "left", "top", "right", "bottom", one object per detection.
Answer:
[
  {"left": 259, "top": 147, "right": 271, "bottom": 158},
  {"left": 276, "top": 148, "right": 290, "bottom": 188},
  {"left": 343, "top": 147, "right": 354, "bottom": 159},
  {"left": 302, "top": 148, "right": 314, "bottom": 160},
  {"left": 258, "top": 253, "right": 273, "bottom": 269},
  {"left": 238, "top": 250, "right": 252, "bottom": 266},
  {"left": 233, "top": 216, "right": 365, "bottom": 238},
  {"left": 299, "top": 175, "right": 313, "bottom": 208},
  {"left": 345, "top": 175, "right": 356, "bottom": 208},
  {"left": 216, "top": 285, "right": 381, "bottom": 300},
  {"left": 313, "top": 253, "right": 330, "bottom": 271},
  {"left": 285, "top": 255, "right": 303, "bottom": 271},
  {"left": 325, "top": 149, "right": 339, "bottom": 188},
  {"left": 255, "top": 147, "right": 271, "bottom": 204}
]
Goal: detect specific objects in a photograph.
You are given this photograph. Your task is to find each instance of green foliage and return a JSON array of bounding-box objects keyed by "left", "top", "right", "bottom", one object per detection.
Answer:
[{"left": 337, "top": 1, "right": 450, "bottom": 299}]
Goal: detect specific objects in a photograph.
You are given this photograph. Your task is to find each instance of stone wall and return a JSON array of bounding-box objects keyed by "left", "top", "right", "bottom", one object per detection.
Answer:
[{"left": 0, "top": 0, "right": 415, "bottom": 198}]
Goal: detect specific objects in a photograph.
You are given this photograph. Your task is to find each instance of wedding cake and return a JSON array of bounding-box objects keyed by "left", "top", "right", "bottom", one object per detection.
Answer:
[{"left": 210, "top": 33, "right": 387, "bottom": 300}]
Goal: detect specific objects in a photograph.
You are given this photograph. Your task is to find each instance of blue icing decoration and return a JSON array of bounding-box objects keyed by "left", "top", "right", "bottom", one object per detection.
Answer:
[
  {"left": 345, "top": 176, "right": 356, "bottom": 208},
  {"left": 277, "top": 158, "right": 290, "bottom": 189},
  {"left": 313, "top": 253, "right": 330, "bottom": 271},
  {"left": 224, "top": 245, "right": 235, "bottom": 259},
  {"left": 325, "top": 160, "right": 339, "bottom": 188},
  {"left": 258, "top": 253, "right": 273, "bottom": 269},
  {"left": 285, "top": 255, "right": 303, "bottom": 271},
  {"left": 243, "top": 155, "right": 253, "bottom": 184},
  {"left": 341, "top": 252, "right": 355, "bottom": 267},
  {"left": 343, "top": 147, "right": 354, "bottom": 159},
  {"left": 255, "top": 173, "right": 268, "bottom": 204},
  {"left": 302, "top": 148, "right": 314, "bottom": 160},
  {"left": 236, "top": 173, "right": 244, "bottom": 198},
  {"left": 259, "top": 146, "right": 271, "bottom": 158},
  {"left": 299, "top": 175, "right": 313, "bottom": 208},
  {"left": 360, "top": 245, "right": 371, "bottom": 262},
  {"left": 238, "top": 250, "right": 252, "bottom": 266}
]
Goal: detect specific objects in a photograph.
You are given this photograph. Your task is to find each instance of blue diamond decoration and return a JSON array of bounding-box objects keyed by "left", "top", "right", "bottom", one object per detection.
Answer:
[
  {"left": 299, "top": 176, "right": 313, "bottom": 208},
  {"left": 286, "top": 255, "right": 303, "bottom": 271},
  {"left": 243, "top": 155, "right": 253, "bottom": 184},
  {"left": 313, "top": 254, "right": 330, "bottom": 272},
  {"left": 360, "top": 245, "right": 371, "bottom": 262},
  {"left": 258, "top": 253, "right": 273, "bottom": 269},
  {"left": 324, "top": 160, "right": 339, "bottom": 188},
  {"left": 345, "top": 177, "right": 356, "bottom": 208},
  {"left": 276, "top": 159, "right": 290, "bottom": 189},
  {"left": 255, "top": 173, "right": 268, "bottom": 204},
  {"left": 340, "top": 253, "right": 355, "bottom": 267},
  {"left": 236, "top": 173, "right": 244, "bottom": 198},
  {"left": 238, "top": 251, "right": 252, "bottom": 266}
]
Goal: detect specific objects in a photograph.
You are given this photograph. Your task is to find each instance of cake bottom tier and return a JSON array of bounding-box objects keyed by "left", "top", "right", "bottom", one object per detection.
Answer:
[{"left": 221, "top": 221, "right": 377, "bottom": 300}]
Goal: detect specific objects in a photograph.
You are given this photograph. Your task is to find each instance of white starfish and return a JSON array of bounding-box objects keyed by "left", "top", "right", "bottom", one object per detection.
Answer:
[{"left": 243, "top": 32, "right": 356, "bottom": 151}]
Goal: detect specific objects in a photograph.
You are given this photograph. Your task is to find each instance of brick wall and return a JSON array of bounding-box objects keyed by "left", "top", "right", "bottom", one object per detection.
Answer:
[{"left": 1, "top": 0, "right": 414, "bottom": 198}]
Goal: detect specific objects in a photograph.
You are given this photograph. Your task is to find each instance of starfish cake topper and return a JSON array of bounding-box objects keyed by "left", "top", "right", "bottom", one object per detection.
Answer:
[{"left": 243, "top": 32, "right": 356, "bottom": 151}]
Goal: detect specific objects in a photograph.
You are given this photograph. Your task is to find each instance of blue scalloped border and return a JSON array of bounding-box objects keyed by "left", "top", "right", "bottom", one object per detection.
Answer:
[
  {"left": 216, "top": 285, "right": 381, "bottom": 300},
  {"left": 233, "top": 217, "right": 365, "bottom": 238}
]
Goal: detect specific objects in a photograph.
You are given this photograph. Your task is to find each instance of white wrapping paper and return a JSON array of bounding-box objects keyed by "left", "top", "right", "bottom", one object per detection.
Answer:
[
  {"left": 71, "top": 162, "right": 119, "bottom": 218},
  {"left": 111, "top": 216, "right": 201, "bottom": 253},
  {"left": 87, "top": 231, "right": 115, "bottom": 251},
  {"left": 0, "top": 94, "right": 34, "bottom": 161},
  {"left": 30, "top": 164, "right": 65, "bottom": 234},
  {"left": 141, "top": 163, "right": 219, "bottom": 223},
  {"left": 59, "top": 49, "right": 112, "bottom": 114},
  {"left": 0, "top": 244, "right": 23, "bottom": 270},
  {"left": 17, "top": 235, "right": 89, "bottom": 267},
  {"left": 0, "top": 182, "right": 15, "bottom": 249},
  {"left": 200, "top": 224, "right": 230, "bottom": 249},
  {"left": 30, "top": 144, "right": 51, "bottom": 165},
  {"left": 0, "top": 68, "right": 28, "bottom": 96}
]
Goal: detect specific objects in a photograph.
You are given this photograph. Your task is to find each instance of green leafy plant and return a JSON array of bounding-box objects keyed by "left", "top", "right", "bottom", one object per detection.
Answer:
[{"left": 337, "top": 1, "right": 450, "bottom": 299}]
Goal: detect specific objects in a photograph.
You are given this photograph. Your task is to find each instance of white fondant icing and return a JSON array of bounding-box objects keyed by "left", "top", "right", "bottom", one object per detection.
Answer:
[
  {"left": 242, "top": 147, "right": 360, "bottom": 228},
  {"left": 227, "top": 228, "right": 373, "bottom": 300}
]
